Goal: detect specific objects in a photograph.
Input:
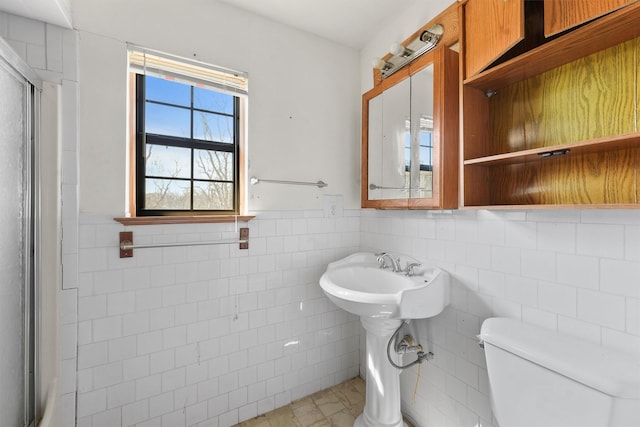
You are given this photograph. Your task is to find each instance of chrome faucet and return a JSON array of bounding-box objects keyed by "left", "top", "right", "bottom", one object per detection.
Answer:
[
  {"left": 375, "top": 252, "right": 402, "bottom": 272},
  {"left": 404, "top": 262, "right": 422, "bottom": 277}
]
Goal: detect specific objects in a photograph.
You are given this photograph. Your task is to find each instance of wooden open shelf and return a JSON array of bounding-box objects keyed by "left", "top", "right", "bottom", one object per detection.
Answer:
[
  {"left": 464, "top": 132, "right": 640, "bottom": 167},
  {"left": 461, "top": 203, "right": 640, "bottom": 210},
  {"left": 461, "top": 2, "right": 640, "bottom": 209},
  {"left": 464, "top": 145, "right": 639, "bottom": 207}
]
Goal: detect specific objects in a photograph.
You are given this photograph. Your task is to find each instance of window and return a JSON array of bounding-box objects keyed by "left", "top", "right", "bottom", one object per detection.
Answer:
[
  {"left": 403, "top": 116, "right": 434, "bottom": 196},
  {"left": 129, "top": 47, "right": 248, "bottom": 217}
]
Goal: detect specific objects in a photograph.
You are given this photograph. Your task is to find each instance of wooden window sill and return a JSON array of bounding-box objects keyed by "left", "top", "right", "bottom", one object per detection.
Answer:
[{"left": 114, "top": 215, "right": 255, "bottom": 226}]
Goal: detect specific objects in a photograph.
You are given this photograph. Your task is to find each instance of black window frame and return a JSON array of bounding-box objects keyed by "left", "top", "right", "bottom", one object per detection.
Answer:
[{"left": 135, "top": 73, "right": 241, "bottom": 216}]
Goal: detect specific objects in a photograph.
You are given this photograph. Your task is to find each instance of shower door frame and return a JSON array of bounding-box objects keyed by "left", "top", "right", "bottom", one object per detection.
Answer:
[{"left": 0, "top": 36, "right": 42, "bottom": 427}]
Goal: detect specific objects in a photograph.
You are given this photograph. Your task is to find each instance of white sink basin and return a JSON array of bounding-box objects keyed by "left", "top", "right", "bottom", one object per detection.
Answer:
[{"left": 319, "top": 252, "right": 449, "bottom": 319}]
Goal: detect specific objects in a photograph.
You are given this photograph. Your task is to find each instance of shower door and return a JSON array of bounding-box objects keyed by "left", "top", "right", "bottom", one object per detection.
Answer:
[{"left": 0, "top": 41, "right": 39, "bottom": 427}]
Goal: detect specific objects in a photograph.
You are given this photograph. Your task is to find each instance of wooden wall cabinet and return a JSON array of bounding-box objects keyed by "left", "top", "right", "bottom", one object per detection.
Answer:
[
  {"left": 461, "top": 0, "right": 640, "bottom": 208},
  {"left": 464, "top": 0, "right": 524, "bottom": 78},
  {"left": 362, "top": 3, "right": 460, "bottom": 210},
  {"left": 544, "top": 0, "right": 638, "bottom": 37},
  {"left": 465, "top": 0, "right": 639, "bottom": 78}
]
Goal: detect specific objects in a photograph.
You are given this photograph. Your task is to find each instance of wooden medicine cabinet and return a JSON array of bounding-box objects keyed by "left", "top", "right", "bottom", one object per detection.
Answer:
[{"left": 361, "top": 4, "right": 460, "bottom": 210}]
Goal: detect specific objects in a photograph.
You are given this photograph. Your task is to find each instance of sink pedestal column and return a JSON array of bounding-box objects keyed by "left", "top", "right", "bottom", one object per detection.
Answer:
[{"left": 355, "top": 317, "right": 407, "bottom": 427}]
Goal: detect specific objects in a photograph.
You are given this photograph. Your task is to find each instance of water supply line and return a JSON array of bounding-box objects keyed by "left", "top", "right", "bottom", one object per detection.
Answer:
[{"left": 386, "top": 320, "right": 433, "bottom": 370}]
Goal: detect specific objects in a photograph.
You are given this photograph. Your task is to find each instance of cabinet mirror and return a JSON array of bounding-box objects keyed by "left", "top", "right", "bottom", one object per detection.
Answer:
[
  {"left": 367, "top": 64, "right": 434, "bottom": 202},
  {"left": 362, "top": 47, "right": 459, "bottom": 209}
]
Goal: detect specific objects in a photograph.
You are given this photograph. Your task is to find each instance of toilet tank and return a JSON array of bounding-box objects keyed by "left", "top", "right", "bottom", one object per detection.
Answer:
[{"left": 480, "top": 318, "right": 640, "bottom": 427}]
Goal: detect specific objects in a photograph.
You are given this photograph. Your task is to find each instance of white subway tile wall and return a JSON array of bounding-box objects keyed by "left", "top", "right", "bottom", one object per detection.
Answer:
[
  {"left": 75, "top": 211, "right": 361, "bottom": 427},
  {"left": 361, "top": 209, "right": 640, "bottom": 427},
  {"left": 72, "top": 207, "right": 640, "bottom": 427}
]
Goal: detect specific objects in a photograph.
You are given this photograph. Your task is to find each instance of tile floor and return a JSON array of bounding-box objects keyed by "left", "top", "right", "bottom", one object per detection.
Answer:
[
  {"left": 236, "top": 377, "right": 364, "bottom": 427},
  {"left": 235, "top": 377, "right": 415, "bottom": 427}
]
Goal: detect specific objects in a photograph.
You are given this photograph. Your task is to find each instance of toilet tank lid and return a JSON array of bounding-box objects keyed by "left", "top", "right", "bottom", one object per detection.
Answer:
[{"left": 480, "top": 318, "right": 640, "bottom": 399}]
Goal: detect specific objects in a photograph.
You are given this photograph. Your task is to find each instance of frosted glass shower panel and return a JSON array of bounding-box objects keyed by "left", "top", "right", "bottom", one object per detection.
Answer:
[{"left": 0, "top": 60, "right": 27, "bottom": 427}]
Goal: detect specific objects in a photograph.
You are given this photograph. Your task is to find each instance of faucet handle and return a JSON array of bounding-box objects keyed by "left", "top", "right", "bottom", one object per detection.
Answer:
[
  {"left": 405, "top": 262, "right": 422, "bottom": 276},
  {"left": 375, "top": 252, "right": 388, "bottom": 269}
]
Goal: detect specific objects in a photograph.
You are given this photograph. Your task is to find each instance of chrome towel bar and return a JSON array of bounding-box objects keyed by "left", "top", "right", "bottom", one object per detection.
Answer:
[
  {"left": 369, "top": 183, "right": 408, "bottom": 191},
  {"left": 250, "top": 176, "right": 327, "bottom": 188},
  {"left": 119, "top": 228, "right": 249, "bottom": 258}
]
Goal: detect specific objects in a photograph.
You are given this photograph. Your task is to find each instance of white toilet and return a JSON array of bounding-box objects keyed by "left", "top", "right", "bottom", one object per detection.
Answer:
[{"left": 480, "top": 317, "right": 640, "bottom": 427}]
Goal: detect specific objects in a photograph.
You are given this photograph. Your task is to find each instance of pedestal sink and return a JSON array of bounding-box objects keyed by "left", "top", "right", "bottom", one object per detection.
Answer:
[{"left": 319, "top": 253, "right": 450, "bottom": 427}]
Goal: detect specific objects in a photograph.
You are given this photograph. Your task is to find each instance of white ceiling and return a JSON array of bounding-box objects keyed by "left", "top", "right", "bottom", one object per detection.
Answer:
[
  {"left": 216, "top": 0, "right": 417, "bottom": 48},
  {"left": 0, "top": 0, "right": 419, "bottom": 49},
  {"left": 0, "top": 0, "right": 71, "bottom": 28}
]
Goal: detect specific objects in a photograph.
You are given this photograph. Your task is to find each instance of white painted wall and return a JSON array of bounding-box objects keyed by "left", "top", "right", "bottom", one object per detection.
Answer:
[
  {"left": 68, "top": 2, "right": 363, "bottom": 427},
  {"left": 72, "top": 0, "right": 361, "bottom": 215},
  {"left": 0, "top": 0, "right": 71, "bottom": 28}
]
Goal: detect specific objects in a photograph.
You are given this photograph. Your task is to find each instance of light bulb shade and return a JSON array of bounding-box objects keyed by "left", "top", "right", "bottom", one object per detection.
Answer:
[
  {"left": 390, "top": 42, "right": 405, "bottom": 56},
  {"left": 372, "top": 57, "right": 392, "bottom": 70},
  {"left": 390, "top": 42, "right": 414, "bottom": 57},
  {"left": 427, "top": 23, "right": 444, "bottom": 35},
  {"left": 420, "top": 24, "right": 444, "bottom": 46}
]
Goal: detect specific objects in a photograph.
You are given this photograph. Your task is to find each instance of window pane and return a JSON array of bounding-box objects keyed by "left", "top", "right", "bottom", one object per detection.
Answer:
[
  {"left": 146, "top": 102, "right": 190, "bottom": 138},
  {"left": 193, "top": 182, "right": 233, "bottom": 210},
  {"left": 193, "top": 111, "right": 233, "bottom": 143},
  {"left": 193, "top": 149, "right": 233, "bottom": 181},
  {"left": 145, "top": 178, "right": 191, "bottom": 209},
  {"left": 145, "top": 145, "right": 191, "bottom": 179},
  {"left": 135, "top": 65, "right": 242, "bottom": 215},
  {"left": 194, "top": 87, "right": 233, "bottom": 114},
  {"left": 420, "top": 146, "right": 433, "bottom": 171},
  {"left": 146, "top": 75, "right": 190, "bottom": 107},
  {"left": 404, "top": 130, "right": 411, "bottom": 171},
  {"left": 418, "top": 171, "right": 433, "bottom": 198}
]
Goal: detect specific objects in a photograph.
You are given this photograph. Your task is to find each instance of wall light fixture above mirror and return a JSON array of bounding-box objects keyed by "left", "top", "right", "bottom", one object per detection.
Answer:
[{"left": 373, "top": 24, "right": 444, "bottom": 78}]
